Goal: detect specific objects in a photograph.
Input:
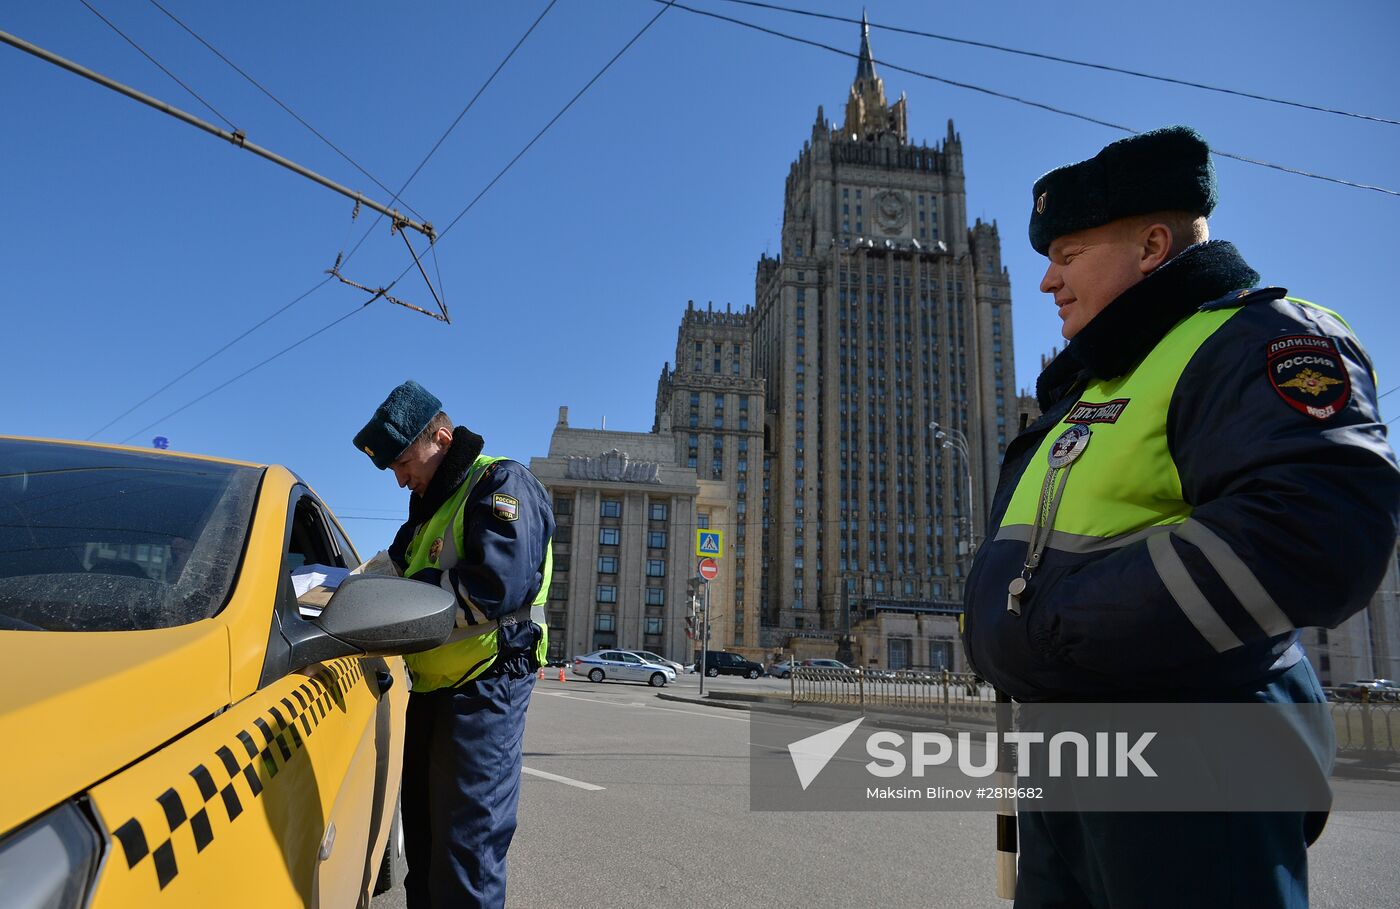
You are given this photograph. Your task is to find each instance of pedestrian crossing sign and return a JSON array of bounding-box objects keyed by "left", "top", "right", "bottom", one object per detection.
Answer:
[{"left": 695, "top": 529, "right": 723, "bottom": 558}]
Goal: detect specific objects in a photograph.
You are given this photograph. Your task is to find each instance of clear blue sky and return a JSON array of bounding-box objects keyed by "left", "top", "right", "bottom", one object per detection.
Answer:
[{"left": 4, "top": 1, "right": 1397, "bottom": 554}]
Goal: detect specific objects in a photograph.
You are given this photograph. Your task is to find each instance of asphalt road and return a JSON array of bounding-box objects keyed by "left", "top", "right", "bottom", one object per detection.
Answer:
[{"left": 374, "top": 674, "right": 1400, "bottom": 909}]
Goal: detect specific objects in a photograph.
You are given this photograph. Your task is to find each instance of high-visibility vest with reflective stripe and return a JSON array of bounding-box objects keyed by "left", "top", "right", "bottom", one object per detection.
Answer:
[
  {"left": 1000, "top": 298, "right": 1342, "bottom": 553},
  {"left": 402, "top": 454, "right": 551, "bottom": 691},
  {"left": 1000, "top": 308, "right": 1238, "bottom": 550}
]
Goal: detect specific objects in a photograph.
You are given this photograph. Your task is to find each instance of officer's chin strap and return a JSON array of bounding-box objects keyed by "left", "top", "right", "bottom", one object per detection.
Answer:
[{"left": 995, "top": 688, "right": 1018, "bottom": 900}]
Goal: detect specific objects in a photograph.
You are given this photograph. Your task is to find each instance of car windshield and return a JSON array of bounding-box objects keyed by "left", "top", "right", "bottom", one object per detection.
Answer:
[{"left": 0, "top": 439, "right": 261, "bottom": 632}]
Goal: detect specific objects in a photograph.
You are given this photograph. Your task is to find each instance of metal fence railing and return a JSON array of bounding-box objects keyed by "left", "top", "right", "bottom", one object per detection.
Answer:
[
  {"left": 1323, "top": 688, "right": 1400, "bottom": 756},
  {"left": 788, "top": 677, "right": 1400, "bottom": 758},
  {"left": 791, "top": 667, "right": 995, "bottom": 723}
]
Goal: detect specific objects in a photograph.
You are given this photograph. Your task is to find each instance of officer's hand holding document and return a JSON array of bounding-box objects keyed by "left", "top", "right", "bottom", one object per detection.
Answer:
[
  {"left": 291, "top": 551, "right": 401, "bottom": 617},
  {"left": 348, "top": 549, "right": 402, "bottom": 578}
]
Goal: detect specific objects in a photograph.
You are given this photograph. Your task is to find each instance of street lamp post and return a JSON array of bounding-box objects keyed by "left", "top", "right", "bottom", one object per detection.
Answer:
[{"left": 929, "top": 421, "right": 977, "bottom": 585}]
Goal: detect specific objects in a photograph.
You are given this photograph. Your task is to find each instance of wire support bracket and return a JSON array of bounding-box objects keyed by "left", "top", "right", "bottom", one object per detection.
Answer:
[{"left": 326, "top": 249, "right": 448, "bottom": 323}]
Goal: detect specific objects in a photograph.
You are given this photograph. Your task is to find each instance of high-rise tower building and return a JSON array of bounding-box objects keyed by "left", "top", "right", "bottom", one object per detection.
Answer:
[
  {"left": 751, "top": 17, "right": 1015, "bottom": 642},
  {"left": 654, "top": 302, "right": 766, "bottom": 650}
]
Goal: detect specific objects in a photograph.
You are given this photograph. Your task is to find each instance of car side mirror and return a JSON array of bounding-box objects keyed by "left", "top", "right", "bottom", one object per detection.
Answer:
[
  {"left": 282, "top": 575, "right": 455, "bottom": 672},
  {"left": 313, "top": 576, "right": 455, "bottom": 657}
]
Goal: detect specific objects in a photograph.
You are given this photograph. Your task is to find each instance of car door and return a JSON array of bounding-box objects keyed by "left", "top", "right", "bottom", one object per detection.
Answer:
[
  {"left": 617, "top": 652, "right": 646, "bottom": 681},
  {"left": 75, "top": 475, "right": 398, "bottom": 908},
  {"left": 598, "top": 651, "right": 624, "bottom": 679},
  {"left": 266, "top": 490, "right": 403, "bottom": 907}
]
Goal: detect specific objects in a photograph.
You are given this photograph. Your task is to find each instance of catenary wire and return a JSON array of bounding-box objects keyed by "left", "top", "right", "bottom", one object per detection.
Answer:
[
  {"left": 78, "top": 0, "right": 238, "bottom": 131},
  {"left": 710, "top": 0, "right": 1400, "bottom": 127},
  {"left": 377, "top": 0, "right": 678, "bottom": 291},
  {"left": 657, "top": 0, "right": 1400, "bottom": 198},
  {"left": 117, "top": 300, "right": 373, "bottom": 444},
  {"left": 98, "top": 0, "right": 627, "bottom": 443},
  {"left": 87, "top": 277, "right": 334, "bottom": 440},
  {"left": 145, "top": 0, "right": 426, "bottom": 222},
  {"left": 88, "top": 4, "right": 557, "bottom": 439},
  {"left": 338, "top": 0, "right": 561, "bottom": 271}
]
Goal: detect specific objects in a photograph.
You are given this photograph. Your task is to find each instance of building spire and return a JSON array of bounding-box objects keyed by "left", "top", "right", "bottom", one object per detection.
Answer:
[
  {"left": 840, "top": 8, "right": 906, "bottom": 143},
  {"left": 855, "top": 9, "right": 877, "bottom": 83}
]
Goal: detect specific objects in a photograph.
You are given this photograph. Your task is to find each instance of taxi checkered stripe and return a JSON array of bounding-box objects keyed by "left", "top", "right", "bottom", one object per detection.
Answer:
[{"left": 110, "top": 659, "right": 366, "bottom": 889}]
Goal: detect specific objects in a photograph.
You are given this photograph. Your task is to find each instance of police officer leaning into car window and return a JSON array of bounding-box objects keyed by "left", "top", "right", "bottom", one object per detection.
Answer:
[
  {"left": 354, "top": 380, "right": 553, "bottom": 909},
  {"left": 962, "top": 126, "right": 1400, "bottom": 908}
]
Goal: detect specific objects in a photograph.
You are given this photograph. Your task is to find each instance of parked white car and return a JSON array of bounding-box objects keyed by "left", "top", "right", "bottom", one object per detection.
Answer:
[{"left": 572, "top": 650, "right": 677, "bottom": 687}]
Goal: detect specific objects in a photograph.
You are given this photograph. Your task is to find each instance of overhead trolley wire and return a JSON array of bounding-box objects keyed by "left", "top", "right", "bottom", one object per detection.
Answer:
[
  {"left": 117, "top": 299, "right": 373, "bottom": 445},
  {"left": 86, "top": 0, "right": 568, "bottom": 440},
  {"left": 711, "top": 0, "right": 1400, "bottom": 127},
  {"left": 377, "top": 0, "right": 679, "bottom": 293},
  {"left": 85, "top": 277, "right": 333, "bottom": 440},
  {"left": 338, "top": 0, "right": 562, "bottom": 272},
  {"left": 78, "top": 0, "right": 238, "bottom": 131},
  {"left": 145, "top": 0, "right": 427, "bottom": 223},
  {"left": 657, "top": 0, "right": 1400, "bottom": 198}
]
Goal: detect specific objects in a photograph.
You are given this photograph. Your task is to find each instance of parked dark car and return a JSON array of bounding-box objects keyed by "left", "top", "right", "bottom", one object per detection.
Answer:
[
  {"left": 1333, "top": 680, "right": 1400, "bottom": 702},
  {"left": 698, "top": 650, "right": 764, "bottom": 679}
]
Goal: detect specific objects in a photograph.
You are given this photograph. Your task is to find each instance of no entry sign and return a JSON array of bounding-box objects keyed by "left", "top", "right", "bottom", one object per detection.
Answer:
[{"left": 698, "top": 558, "right": 719, "bottom": 581}]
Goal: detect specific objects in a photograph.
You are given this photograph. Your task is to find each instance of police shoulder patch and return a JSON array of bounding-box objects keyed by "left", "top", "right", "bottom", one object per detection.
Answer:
[
  {"left": 492, "top": 493, "right": 519, "bottom": 522},
  {"left": 1266, "top": 334, "right": 1350, "bottom": 420}
]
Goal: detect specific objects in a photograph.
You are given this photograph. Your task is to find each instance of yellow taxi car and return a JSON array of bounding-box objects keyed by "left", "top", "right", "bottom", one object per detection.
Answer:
[{"left": 0, "top": 436, "right": 454, "bottom": 908}]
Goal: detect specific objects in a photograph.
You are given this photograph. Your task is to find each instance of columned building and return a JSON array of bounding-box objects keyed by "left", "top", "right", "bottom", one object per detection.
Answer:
[
  {"left": 529, "top": 408, "right": 706, "bottom": 663},
  {"left": 750, "top": 18, "right": 1015, "bottom": 651}
]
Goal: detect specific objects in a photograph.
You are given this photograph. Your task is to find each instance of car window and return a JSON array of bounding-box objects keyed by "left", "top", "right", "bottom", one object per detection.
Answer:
[
  {"left": 619, "top": 653, "right": 641, "bottom": 664},
  {"left": 0, "top": 439, "right": 260, "bottom": 632},
  {"left": 600, "top": 651, "right": 620, "bottom": 661}
]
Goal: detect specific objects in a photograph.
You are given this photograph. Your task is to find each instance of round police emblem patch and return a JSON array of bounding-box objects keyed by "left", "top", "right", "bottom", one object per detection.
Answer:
[
  {"left": 1046, "top": 423, "right": 1091, "bottom": 468},
  {"left": 428, "top": 537, "right": 443, "bottom": 562},
  {"left": 1266, "top": 334, "right": 1350, "bottom": 421}
]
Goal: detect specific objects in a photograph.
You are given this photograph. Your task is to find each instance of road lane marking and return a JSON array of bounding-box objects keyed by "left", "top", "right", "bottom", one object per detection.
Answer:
[
  {"left": 540, "top": 691, "right": 748, "bottom": 722},
  {"left": 522, "top": 767, "right": 605, "bottom": 791}
]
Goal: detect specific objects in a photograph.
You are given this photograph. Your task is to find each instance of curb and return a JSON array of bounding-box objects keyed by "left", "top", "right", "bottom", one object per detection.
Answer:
[{"left": 1332, "top": 757, "right": 1400, "bottom": 783}]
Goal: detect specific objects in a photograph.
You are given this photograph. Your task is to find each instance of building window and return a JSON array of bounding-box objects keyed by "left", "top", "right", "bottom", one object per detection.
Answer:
[
  {"left": 648, "top": 530, "right": 667, "bottom": 549},
  {"left": 599, "top": 528, "right": 620, "bottom": 546},
  {"left": 600, "top": 499, "right": 621, "bottom": 518},
  {"left": 647, "top": 559, "right": 666, "bottom": 577},
  {"left": 645, "top": 616, "right": 664, "bottom": 635},
  {"left": 597, "top": 556, "right": 617, "bottom": 574},
  {"left": 697, "top": 513, "right": 710, "bottom": 529},
  {"left": 597, "top": 585, "right": 617, "bottom": 603},
  {"left": 596, "top": 613, "right": 615, "bottom": 631},
  {"left": 645, "top": 587, "right": 665, "bottom": 606},
  {"left": 649, "top": 502, "right": 668, "bottom": 521},
  {"left": 553, "top": 497, "right": 573, "bottom": 516}
]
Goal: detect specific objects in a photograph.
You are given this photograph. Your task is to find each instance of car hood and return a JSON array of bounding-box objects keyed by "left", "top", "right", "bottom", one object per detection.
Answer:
[{"left": 0, "top": 621, "right": 229, "bottom": 834}]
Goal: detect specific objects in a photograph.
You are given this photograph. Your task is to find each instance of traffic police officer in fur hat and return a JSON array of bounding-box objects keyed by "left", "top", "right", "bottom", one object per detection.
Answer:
[
  {"left": 963, "top": 127, "right": 1399, "bottom": 907},
  {"left": 355, "top": 380, "right": 554, "bottom": 909}
]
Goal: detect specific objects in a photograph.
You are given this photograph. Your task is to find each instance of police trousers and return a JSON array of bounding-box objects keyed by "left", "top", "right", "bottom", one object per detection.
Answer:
[
  {"left": 1014, "top": 660, "right": 1329, "bottom": 909},
  {"left": 401, "top": 645, "right": 536, "bottom": 909}
]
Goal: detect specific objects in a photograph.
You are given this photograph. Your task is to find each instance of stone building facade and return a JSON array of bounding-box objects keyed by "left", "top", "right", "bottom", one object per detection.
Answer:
[
  {"left": 529, "top": 408, "right": 704, "bottom": 664},
  {"left": 653, "top": 301, "right": 766, "bottom": 652},
  {"left": 750, "top": 19, "right": 1015, "bottom": 655}
]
